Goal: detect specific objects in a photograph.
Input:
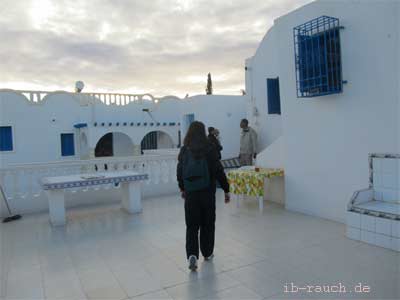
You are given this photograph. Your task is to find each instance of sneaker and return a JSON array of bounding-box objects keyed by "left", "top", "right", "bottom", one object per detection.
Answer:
[
  {"left": 204, "top": 254, "right": 214, "bottom": 261},
  {"left": 188, "top": 255, "right": 198, "bottom": 271}
]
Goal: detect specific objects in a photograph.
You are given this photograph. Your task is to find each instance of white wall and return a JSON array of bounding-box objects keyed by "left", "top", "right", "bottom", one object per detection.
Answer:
[
  {"left": 250, "top": 0, "right": 400, "bottom": 222},
  {"left": 245, "top": 26, "right": 283, "bottom": 153},
  {"left": 0, "top": 92, "right": 181, "bottom": 166},
  {"left": 157, "top": 131, "right": 174, "bottom": 149},
  {"left": 0, "top": 92, "right": 84, "bottom": 166},
  {"left": 256, "top": 136, "right": 284, "bottom": 169},
  {"left": 112, "top": 132, "right": 134, "bottom": 157},
  {"left": 180, "top": 95, "right": 246, "bottom": 159}
]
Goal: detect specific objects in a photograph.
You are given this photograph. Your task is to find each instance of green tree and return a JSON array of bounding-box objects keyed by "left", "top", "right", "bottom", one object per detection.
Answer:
[{"left": 206, "top": 73, "right": 213, "bottom": 95}]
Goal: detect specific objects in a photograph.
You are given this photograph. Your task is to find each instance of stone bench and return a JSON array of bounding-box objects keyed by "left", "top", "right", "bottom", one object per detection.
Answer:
[{"left": 347, "top": 153, "right": 400, "bottom": 251}]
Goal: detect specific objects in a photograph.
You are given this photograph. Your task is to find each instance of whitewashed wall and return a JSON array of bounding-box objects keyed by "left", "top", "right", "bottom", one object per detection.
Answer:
[
  {"left": 248, "top": 0, "right": 400, "bottom": 222},
  {"left": 180, "top": 95, "right": 247, "bottom": 159},
  {"left": 0, "top": 92, "right": 181, "bottom": 167},
  {"left": 245, "top": 26, "right": 283, "bottom": 152},
  {"left": 113, "top": 132, "right": 134, "bottom": 157}
]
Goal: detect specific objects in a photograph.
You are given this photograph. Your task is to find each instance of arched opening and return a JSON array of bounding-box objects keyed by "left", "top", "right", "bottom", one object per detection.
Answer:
[
  {"left": 95, "top": 132, "right": 134, "bottom": 157},
  {"left": 141, "top": 131, "right": 174, "bottom": 153},
  {"left": 95, "top": 133, "right": 113, "bottom": 157}
]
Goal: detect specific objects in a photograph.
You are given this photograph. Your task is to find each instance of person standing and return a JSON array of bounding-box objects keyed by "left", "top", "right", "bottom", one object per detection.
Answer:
[
  {"left": 208, "top": 127, "right": 223, "bottom": 160},
  {"left": 177, "top": 121, "right": 230, "bottom": 271},
  {"left": 239, "top": 119, "right": 257, "bottom": 166}
]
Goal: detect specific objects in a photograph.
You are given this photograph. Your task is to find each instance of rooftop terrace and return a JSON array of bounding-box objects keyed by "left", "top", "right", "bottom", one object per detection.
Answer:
[{"left": 1, "top": 191, "right": 398, "bottom": 300}]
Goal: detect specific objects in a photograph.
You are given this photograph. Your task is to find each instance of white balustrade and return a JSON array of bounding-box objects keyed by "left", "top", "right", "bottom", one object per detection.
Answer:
[
  {"left": 5, "top": 89, "right": 172, "bottom": 105},
  {"left": 0, "top": 154, "right": 178, "bottom": 213}
]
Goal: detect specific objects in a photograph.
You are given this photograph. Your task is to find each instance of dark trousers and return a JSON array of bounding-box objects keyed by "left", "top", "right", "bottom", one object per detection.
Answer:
[{"left": 184, "top": 190, "right": 216, "bottom": 259}]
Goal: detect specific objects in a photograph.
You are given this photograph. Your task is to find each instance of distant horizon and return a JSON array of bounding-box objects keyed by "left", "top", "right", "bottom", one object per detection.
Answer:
[{"left": 0, "top": 0, "right": 312, "bottom": 98}]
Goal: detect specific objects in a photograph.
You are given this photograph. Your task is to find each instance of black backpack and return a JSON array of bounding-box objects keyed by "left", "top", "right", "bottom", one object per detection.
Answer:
[{"left": 182, "top": 148, "right": 210, "bottom": 192}]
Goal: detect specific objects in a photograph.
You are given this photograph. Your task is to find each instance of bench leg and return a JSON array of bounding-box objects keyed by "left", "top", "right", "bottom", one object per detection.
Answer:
[
  {"left": 46, "top": 190, "right": 66, "bottom": 226},
  {"left": 258, "top": 196, "right": 264, "bottom": 212},
  {"left": 235, "top": 194, "right": 240, "bottom": 208},
  {"left": 121, "top": 182, "right": 142, "bottom": 214}
]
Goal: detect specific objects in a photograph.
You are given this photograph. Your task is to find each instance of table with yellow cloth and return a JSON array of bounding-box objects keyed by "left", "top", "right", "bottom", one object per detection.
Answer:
[{"left": 227, "top": 168, "right": 284, "bottom": 211}]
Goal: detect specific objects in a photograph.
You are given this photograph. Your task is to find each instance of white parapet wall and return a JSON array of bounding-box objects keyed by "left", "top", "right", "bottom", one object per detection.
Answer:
[{"left": 0, "top": 155, "right": 180, "bottom": 216}]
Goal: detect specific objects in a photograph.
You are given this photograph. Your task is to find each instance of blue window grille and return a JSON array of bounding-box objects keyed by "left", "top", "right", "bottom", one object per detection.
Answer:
[
  {"left": 267, "top": 78, "right": 281, "bottom": 114},
  {"left": 141, "top": 131, "right": 158, "bottom": 151},
  {"left": 61, "top": 133, "right": 75, "bottom": 156},
  {"left": 294, "top": 16, "right": 343, "bottom": 98},
  {"left": 0, "top": 126, "right": 13, "bottom": 151}
]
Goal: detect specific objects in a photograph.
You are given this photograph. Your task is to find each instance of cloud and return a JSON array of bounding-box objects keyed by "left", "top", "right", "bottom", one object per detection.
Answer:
[{"left": 0, "top": 0, "right": 312, "bottom": 97}]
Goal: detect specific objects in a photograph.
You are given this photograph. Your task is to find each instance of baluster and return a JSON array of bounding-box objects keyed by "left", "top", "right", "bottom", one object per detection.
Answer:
[
  {"left": 25, "top": 169, "right": 33, "bottom": 199},
  {"left": 154, "top": 161, "right": 161, "bottom": 184},
  {"left": 33, "top": 169, "right": 42, "bottom": 197},
  {"left": 161, "top": 160, "right": 169, "bottom": 183},
  {"left": 11, "top": 171, "right": 20, "bottom": 200},
  {"left": 143, "top": 162, "right": 151, "bottom": 185}
]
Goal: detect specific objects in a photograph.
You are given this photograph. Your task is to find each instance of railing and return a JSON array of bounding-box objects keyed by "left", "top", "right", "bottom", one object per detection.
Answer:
[
  {"left": 0, "top": 154, "right": 178, "bottom": 213},
  {"left": 0, "top": 89, "right": 181, "bottom": 105},
  {"left": 142, "top": 149, "right": 180, "bottom": 155}
]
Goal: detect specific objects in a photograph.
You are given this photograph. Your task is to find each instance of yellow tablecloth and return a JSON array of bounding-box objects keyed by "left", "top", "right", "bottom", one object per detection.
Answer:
[{"left": 227, "top": 168, "right": 284, "bottom": 197}]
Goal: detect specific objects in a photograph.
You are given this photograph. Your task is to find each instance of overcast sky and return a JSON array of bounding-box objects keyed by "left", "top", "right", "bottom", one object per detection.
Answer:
[{"left": 0, "top": 0, "right": 312, "bottom": 97}]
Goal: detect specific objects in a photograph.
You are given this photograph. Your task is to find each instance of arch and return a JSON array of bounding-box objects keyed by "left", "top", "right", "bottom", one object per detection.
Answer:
[
  {"left": 140, "top": 130, "right": 175, "bottom": 153},
  {"left": 94, "top": 132, "right": 134, "bottom": 157}
]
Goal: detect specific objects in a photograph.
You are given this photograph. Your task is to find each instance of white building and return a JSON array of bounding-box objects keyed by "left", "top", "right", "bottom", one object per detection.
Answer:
[
  {"left": 0, "top": 90, "right": 246, "bottom": 214},
  {"left": 0, "top": 2, "right": 399, "bottom": 299},
  {"left": 247, "top": 0, "right": 400, "bottom": 224},
  {"left": 0, "top": 0, "right": 399, "bottom": 251}
]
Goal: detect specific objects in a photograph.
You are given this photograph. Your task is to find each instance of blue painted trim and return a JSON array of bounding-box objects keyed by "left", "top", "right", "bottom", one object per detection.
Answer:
[
  {"left": 0, "top": 126, "right": 13, "bottom": 151},
  {"left": 293, "top": 16, "right": 343, "bottom": 98},
  {"left": 267, "top": 78, "right": 281, "bottom": 115},
  {"left": 74, "top": 123, "right": 87, "bottom": 129},
  {"left": 61, "top": 133, "right": 75, "bottom": 156},
  {"left": 42, "top": 174, "right": 149, "bottom": 190}
]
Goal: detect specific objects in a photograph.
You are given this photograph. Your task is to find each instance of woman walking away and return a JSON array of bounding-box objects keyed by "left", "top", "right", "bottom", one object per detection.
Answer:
[{"left": 177, "top": 121, "right": 230, "bottom": 271}]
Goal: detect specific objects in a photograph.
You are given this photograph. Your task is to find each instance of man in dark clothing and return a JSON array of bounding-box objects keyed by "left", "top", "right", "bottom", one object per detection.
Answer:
[
  {"left": 177, "top": 121, "right": 230, "bottom": 271},
  {"left": 208, "top": 127, "right": 223, "bottom": 160}
]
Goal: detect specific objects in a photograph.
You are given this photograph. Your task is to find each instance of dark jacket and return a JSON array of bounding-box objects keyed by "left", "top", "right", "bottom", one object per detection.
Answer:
[
  {"left": 177, "top": 143, "right": 229, "bottom": 193},
  {"left": 208, "top": 134, "right": 223, "bottom": 160}
]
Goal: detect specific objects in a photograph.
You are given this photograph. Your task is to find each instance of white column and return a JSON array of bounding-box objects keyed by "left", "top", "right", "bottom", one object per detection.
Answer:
[
  {"left": 121, "top": 181, "right": 142, "bottom": 213},
  {"left": 46, "top": 189, "right": 66, "bottom": 226}
]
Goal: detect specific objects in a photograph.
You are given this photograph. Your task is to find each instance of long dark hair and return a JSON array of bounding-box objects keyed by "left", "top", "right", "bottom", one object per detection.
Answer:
[{"left": 184, "top": 121, "right": 209, "bottom": 154}]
